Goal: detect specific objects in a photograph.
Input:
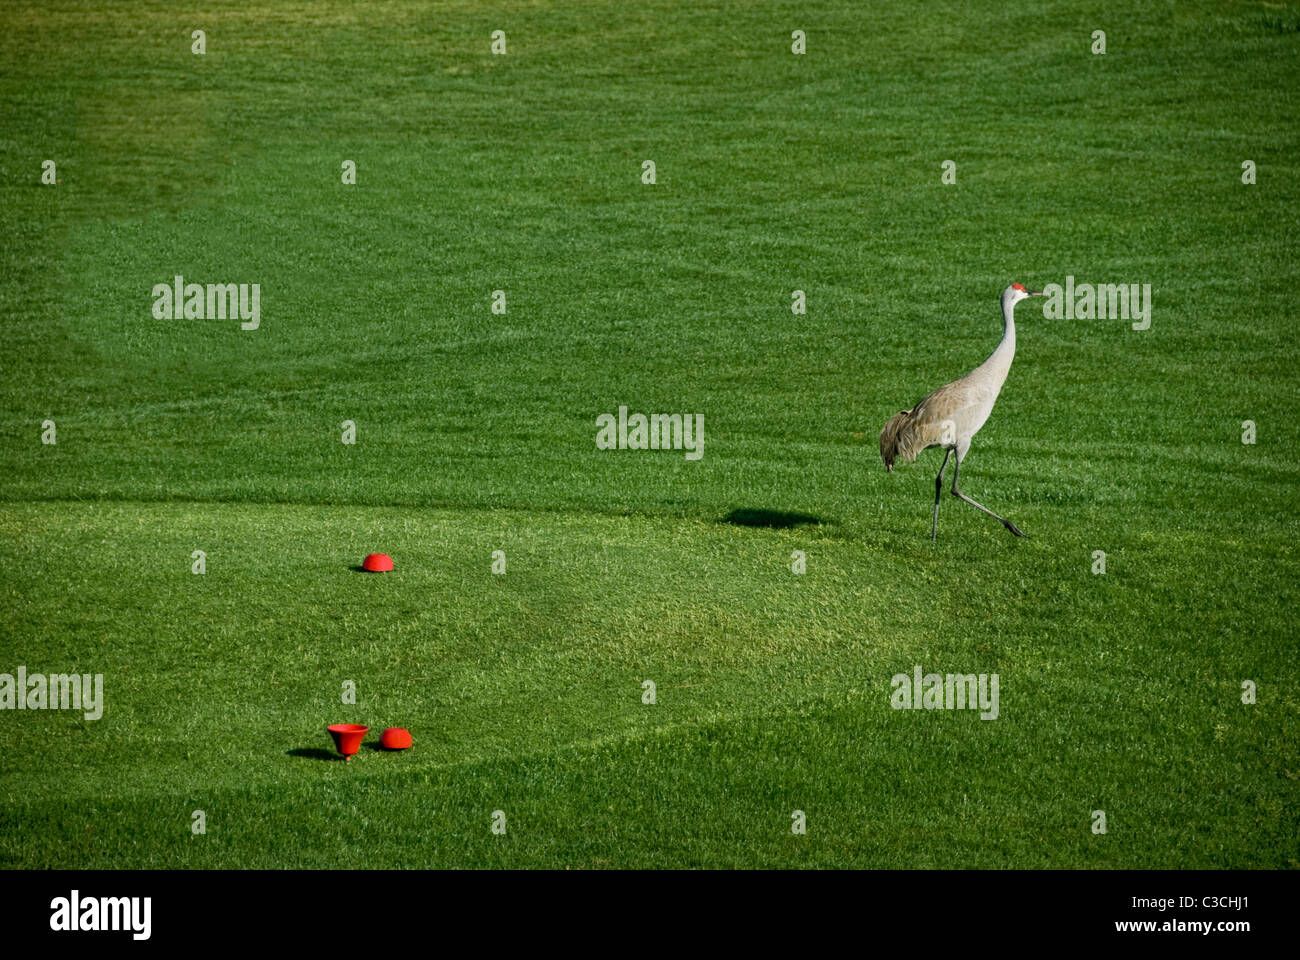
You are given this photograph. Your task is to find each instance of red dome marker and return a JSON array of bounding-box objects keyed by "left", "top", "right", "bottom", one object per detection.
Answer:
[
  {"left": 380, "top": 727, "right": 412, "bottom": 750},
  {"left": 362, "top": 553, "right": 393, "bottom": 572}
]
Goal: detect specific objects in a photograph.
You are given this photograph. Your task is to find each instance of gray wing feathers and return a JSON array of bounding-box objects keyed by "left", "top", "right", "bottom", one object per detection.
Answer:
[{"left": 879, "top": 380, "right": 983, "bottom": 471}]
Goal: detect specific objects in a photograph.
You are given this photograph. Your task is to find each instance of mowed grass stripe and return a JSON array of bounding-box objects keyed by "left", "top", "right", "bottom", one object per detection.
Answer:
[{"left": 0, "top": 501, "right": 1294, "bottom": 867}]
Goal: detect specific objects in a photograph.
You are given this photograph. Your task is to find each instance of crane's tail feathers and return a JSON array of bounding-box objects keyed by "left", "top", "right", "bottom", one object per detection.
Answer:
[
  {"left": 880, "top": 406, "right": 943, "bottom": 471},
  {"left": 879, "top": 408, "right": 914, "bottom": 472}
]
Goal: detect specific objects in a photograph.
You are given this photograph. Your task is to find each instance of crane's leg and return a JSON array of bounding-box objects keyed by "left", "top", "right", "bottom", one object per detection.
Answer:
[
  {"left": 950, "top": 452, "right": 1026, "bottom": 537},
  {"left": 931, "top": 447, "right": 952, "bottom": 541}
]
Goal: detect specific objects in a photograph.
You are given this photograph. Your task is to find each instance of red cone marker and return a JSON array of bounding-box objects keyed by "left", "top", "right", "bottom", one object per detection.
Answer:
[
  {"left": 362, "top": 553, "right": 393, "bottom": 572},
  {"left": 327, "top": 723, "right": 369, "bottom": 759}
]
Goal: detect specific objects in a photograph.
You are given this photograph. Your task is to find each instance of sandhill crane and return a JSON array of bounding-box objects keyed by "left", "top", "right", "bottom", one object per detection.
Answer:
[{"left": 879, "top": 283, "right": 1041, "bottom": 540}]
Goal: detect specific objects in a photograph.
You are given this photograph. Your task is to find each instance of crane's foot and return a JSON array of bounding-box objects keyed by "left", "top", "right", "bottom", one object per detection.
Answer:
[{"left": 951, "top": 485, "right": 1026, "bottom": 539}]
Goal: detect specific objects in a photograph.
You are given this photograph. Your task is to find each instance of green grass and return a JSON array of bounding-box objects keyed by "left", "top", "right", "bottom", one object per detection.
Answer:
[{"left": 1, "top": 0, "right": 1297, "bottom": 868}]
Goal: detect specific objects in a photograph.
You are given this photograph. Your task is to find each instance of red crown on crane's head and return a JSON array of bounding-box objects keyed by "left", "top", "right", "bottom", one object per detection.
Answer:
[{"left": 1011, "top": 283, "right": 1027, "bottom": 292}]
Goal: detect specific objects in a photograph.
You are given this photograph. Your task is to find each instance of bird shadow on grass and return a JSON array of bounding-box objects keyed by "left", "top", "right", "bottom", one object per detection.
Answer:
[
  {"left": 285, "top": 747, "right": 344, "bottom": 761},
  {"left": 721, "top": 508, "right": 822, "bottom": 529}
]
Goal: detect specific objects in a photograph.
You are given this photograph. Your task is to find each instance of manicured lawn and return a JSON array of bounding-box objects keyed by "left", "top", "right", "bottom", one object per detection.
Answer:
[{"left": 0, "top": 0, "right": 1296, "bottom": 867}]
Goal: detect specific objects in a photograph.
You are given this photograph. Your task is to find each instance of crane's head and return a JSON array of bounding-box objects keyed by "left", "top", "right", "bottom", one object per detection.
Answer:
[{"left": 1004, "top": 283, "right": 1043, "bottom": 308}]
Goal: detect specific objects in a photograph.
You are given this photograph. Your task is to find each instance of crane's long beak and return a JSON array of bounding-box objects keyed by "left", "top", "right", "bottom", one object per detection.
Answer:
[{"left": 1029, "top": 290, "right": 1044, "bottom": 296}]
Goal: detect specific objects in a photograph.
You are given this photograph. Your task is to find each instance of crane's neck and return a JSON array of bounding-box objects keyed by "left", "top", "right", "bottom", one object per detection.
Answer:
[{"left": 976, "top": 296, "right": 1016, "bottom": 382}]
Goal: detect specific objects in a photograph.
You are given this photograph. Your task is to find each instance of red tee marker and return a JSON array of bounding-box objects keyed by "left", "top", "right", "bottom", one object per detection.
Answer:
[
  {"left": 380, "top": 727, "right": 412, "bottom": 750},
  {"left": 362, "top": 553, "right": 393, "bottom": 572},
  {"left": 327, "top": 723, "right": 369, "bottom": 759}
]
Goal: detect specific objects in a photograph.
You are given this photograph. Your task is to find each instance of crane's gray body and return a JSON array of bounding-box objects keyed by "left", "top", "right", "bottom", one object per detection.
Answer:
[{"left": 879, "top": 285, "right": 1032, "bottom": 539}]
